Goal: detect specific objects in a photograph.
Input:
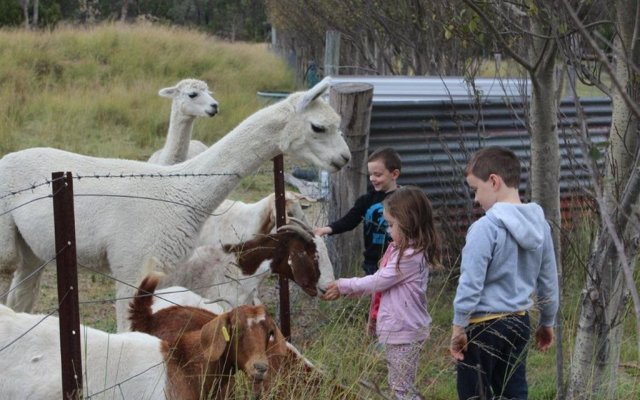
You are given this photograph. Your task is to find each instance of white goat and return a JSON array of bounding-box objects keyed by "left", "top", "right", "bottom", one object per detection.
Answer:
[
  {"left": 148, "top": 78, "right": 218, "bottom": 165},
  {"left": 197, "top": 191, "right": 315, "bottom": 247},
  {"left": 0, "top": 304, "right": 167, "bottom": 399},
  {"left": 0, "top": 77, "right": 350, "bottom": 331}
]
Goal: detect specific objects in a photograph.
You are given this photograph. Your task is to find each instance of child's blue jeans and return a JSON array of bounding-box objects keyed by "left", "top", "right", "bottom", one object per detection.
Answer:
[{"left": 456, "top": 312, "right": 531, "bottom": 400}]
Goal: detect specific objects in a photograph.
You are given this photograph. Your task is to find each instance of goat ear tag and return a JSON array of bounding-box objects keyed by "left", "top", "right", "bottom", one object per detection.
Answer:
[{"left": 222, "top": 326, "right": 230, "bottom": 342}]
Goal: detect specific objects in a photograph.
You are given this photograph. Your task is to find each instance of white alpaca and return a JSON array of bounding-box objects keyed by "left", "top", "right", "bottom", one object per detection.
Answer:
[
  {"left": 148, "top": 78, "right": 218, "bottom": 165},
  {"left": 0, "top": 78, "right": 350, "bottom": 331}
]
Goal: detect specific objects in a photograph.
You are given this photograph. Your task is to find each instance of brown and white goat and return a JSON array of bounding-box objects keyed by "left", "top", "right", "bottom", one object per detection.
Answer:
[
  {"left": 130, "top": 275, "right": 363, "bottom": 400},
  {"left": 151, "top": 223, "right": 331, "bottom": 311},
  {"left": 130, "top": 275, "right": 285, "bottom": 398}
]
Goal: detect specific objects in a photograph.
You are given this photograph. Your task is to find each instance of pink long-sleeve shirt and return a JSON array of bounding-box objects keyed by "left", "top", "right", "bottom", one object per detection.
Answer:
[{"left": 337, "top": 244, "right": 431, "bottom": 345}]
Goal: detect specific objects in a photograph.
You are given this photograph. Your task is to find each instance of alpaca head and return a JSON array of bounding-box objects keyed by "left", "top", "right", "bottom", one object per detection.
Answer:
[
  {"left": 159, "top": 78, "right": 219, "bottom": 118},
  {"left": 279, "top": 78, "right": 351, "bottom": 172}
]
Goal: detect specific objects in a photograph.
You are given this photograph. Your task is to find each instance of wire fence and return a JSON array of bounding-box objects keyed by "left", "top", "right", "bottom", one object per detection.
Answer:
[{"left": 0, "top": 164, "right": 336, "bottom": 398}]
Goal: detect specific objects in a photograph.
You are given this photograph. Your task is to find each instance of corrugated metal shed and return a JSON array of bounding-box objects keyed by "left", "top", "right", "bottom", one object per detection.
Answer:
[
  {"left": 367, "top": 97, "right": 610, "bottom": 209},
  {"left": 330, "top": 75, "right": 530, "bottom": 102}
]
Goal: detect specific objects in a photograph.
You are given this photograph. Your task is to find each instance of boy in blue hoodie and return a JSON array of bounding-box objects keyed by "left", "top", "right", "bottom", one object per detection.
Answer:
[{"left": 449, "top": 146, "right": 559, "bottom": 400}]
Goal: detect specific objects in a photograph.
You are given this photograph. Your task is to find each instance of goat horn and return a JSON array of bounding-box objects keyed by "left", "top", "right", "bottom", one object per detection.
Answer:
[
  {"left": 286, "top": 217, "right": 312, "bottom": 232},
  {"left": 277, "top": 223, "right": 314, "bottom": 243}
]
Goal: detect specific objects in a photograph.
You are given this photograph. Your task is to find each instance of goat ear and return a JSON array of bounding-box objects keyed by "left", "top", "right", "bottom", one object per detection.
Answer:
[
  {"left": 158, "top": 86, "right": 179, "bottom": 98},
  {"left": 296, "top": 76, "right": 331, "bottom": 113},
  {"left": 200, "top": 313, "right": 231, "bottom": 361}
]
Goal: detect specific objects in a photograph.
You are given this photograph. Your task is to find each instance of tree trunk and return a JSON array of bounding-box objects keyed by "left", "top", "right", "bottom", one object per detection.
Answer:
[
  {"left": 527, "top": 20, "right": 564, "bottom": 398},
  {"left": 21, "top": 0, "right": 29, "bottom": 29},
  {"left": 32, "top": 0, "right": 38, "bottom": 27},
  {"left": 120, "top": 0, "right": 129, "bottom": 23},
  {"left": 567, "top": 0, "right": 640, "bottom": 396}
]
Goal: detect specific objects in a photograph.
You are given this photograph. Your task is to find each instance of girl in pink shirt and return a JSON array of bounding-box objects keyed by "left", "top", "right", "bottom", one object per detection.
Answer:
[{"left": 323, "top": 186, "right": 441, "bottom": 400}]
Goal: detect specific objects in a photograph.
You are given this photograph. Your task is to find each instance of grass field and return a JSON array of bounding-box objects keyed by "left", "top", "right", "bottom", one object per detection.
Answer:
[{"left": 0, "top": 22, "right": 637, "bottom": 399}]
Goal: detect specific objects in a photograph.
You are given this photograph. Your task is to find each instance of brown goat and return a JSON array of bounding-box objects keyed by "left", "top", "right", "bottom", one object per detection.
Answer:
[
  {"left": 223, "top": 224, "right": 322, "bottom": 297},
  {"left": 130, "top": 275, "right": 363, "bottom": 399},
  {"left": 129, "top": 275, "right": 282, "bottom": 399}
]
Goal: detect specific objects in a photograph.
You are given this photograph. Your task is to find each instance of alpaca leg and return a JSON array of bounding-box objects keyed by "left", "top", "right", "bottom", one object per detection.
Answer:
[
  {"left": 6, "top": 247, "right": 46, "bottom": 312},
  {"left": 0, "top": 217, "right": 20, "bottom": 304}
]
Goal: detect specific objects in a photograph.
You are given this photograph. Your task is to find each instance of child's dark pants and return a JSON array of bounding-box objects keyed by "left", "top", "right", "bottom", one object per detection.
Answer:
[{"left": 456, "top": 313, "right": 531, "bottom": 400}]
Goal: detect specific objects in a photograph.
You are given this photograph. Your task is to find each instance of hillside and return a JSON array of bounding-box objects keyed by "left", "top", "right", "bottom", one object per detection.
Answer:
[{"left": 0, "top": 23, "right": 296, "bottom": 160}]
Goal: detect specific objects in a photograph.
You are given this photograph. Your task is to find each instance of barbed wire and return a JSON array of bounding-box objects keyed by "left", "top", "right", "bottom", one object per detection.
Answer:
[
  {"left": 0, "top": 179, "right": 71, "bottom": 218},
  {"left": 0, "top": 171, "right": 243, "bottom": 201},
  {"left": 74, "top": 171, "right": 240, "bottom": 180},
  {"left": 0, "top": 175, "right": 65, "bottom": 201}
]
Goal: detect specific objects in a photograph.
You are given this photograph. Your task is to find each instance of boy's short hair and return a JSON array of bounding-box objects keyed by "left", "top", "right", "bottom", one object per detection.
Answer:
[
  {"left": 368, "top": 147, "right": 402, "bottom": 173},
  {"left": 465, "top": 146, "right": 521, "bottom": 188}
]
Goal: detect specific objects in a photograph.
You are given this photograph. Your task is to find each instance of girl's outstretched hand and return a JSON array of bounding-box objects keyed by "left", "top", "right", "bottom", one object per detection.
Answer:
[
  {"left": 321, "top": 281, "right": 341, "bottom": 300},
  {"left": 535, "top": 326, "right": 554, "bottom": 351}
]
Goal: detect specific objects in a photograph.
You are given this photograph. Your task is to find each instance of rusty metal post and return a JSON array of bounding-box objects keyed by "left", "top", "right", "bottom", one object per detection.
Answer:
[
  {"left": 52, "top": 171, "right": 83, "bottom": 400},
  {"left": 272, "top": 155, "right": 291, "bottom": 339}
]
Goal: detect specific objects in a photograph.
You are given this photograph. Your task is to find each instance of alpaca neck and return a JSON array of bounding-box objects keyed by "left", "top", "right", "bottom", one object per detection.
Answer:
[
  {"left": 171, "top": 101, "right": 288, "bottom": 216},
  {"left": 157, "top": 105, "right": 195, "bottom": 165}
]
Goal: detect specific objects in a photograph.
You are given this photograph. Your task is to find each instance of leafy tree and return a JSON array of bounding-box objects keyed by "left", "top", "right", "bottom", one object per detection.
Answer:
[
  {"left": 265, "top": 0, "right": 484, "bottom": 76},
  {"left": 558, "top": 0, "right": 640, "bottom": 397},
  {"left": 0, "top": 0, "right": 22, "bottom": 26}
]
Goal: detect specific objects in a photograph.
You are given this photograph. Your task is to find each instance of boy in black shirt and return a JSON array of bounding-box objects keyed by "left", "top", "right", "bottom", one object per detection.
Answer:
[{"left": 314, "top": 148, "right": 401, "bottom": 275}]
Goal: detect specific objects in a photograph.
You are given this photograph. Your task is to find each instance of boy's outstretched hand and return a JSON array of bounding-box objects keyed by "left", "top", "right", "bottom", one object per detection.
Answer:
[
  {"left": 535, "top": 326, "right": 554, "bottom": 351},
  {"left": 450, "top": 325, "right": 467, "bottom": 361},
  {"left": 321, "top": 281, "right": 341, "bottom": 301}
]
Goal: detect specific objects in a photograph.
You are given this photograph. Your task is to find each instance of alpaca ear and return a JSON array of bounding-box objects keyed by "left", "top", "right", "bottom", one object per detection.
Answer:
[
  {"left": 158, "top": 86, "right": 179, "bottom": 98},
  {"left": 200, "top": 312, "right": 231, "bottom": 361},
  {"left": 296, "top": 76, "right": 332, "bottom": 113}
]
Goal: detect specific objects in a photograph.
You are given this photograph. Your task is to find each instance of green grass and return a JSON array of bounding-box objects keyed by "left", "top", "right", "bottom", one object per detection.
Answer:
[
  {"left": 1, "top": 22, "right": 636, "bottom": 399},
  {"left": 0, "top": 22, "right": 296, "bottom": 160}
]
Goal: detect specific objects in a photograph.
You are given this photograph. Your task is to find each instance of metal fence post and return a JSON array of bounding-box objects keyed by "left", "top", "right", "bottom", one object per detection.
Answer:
[
  {"left": 272, "top": 155, "right": 291, "bottom": 340},
  {"left": 52, "top": 171, "right": 83, "bottom": 400}
]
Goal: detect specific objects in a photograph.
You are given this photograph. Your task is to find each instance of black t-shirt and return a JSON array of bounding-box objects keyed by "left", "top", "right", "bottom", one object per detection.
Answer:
[{"left": 328, "top": 189, "right": 394, "bottom": 264}]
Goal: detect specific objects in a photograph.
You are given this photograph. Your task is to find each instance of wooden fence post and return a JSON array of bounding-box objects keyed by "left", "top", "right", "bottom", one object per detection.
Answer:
[
  {"left": 324, "top": 30, "right": 341, "bottom": 76},
  {"left": 52, "top": 171, "right": 83, "bottom": 400},
  {"left": 328, "top": 83, "right": 374, "bottom": 277}
]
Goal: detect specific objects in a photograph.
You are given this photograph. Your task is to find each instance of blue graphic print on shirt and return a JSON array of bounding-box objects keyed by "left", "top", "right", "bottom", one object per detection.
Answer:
[{"left": 364, "top": 202, "right": 389, "bottom": 245}]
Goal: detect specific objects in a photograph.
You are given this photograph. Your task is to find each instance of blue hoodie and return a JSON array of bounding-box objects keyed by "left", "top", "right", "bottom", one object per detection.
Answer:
[{"left": 453, "top": 202, "right": 559, "bottom": 328}]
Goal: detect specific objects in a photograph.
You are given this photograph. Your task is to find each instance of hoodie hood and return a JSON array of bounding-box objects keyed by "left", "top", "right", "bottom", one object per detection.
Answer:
[{"left": 486, "top": 203, "right": 546, "bottom": 250}]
